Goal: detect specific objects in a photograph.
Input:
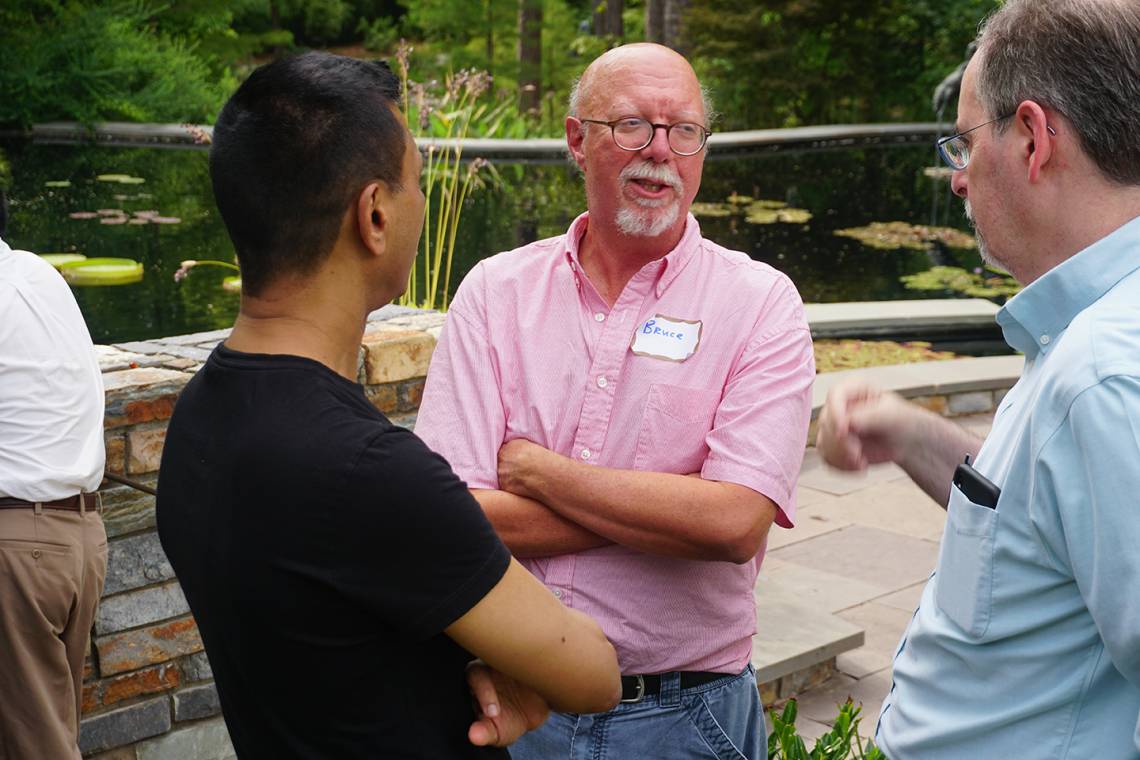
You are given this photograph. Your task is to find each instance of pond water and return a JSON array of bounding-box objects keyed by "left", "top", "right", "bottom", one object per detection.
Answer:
[{"left": 1, "top": 139, "right": 981, "bottom": 345}]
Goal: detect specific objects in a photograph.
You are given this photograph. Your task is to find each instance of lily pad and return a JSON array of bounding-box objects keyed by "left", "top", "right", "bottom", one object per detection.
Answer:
[
  {"left": 68, "top": 211, "right": 99, "bottom": 220},
  {"left": 39, "top": 253, "right": 87, "bottom": 268},
  {"left": 690, "top": 202, "right": 734, "bottom": 218},
  {"left": 150, "top": 216, "right": 182, "bottom": 225},
  {"left": 221, "top": 276, "right": 242, "bottom": 293},
  {"left": 100, "top": 216, "right": 129, "bottom": 225},
  {"left": 44, "top": 180, "right": 71, "bottom": 188},
  {"left": 58, "top": 258, "right": 144, "bottom": 286},
  {"left": 726, "top": 192, "right": 754, "bottom": 206},
  {"left": 814, "top": 339, "right": 956, "bottom": 373},
  {"left": 744, "top": 204, "right": 812, "bottom": 225},
  {"left": 900, "top": 266, "right": 1020, "bottom": 301},
  {"left": 834, "top": 221, "right": 976, "bottom": 251}
]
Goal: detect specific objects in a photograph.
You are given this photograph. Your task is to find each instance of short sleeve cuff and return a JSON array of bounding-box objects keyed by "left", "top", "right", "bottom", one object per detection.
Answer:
[{"left": 701, "top": 459, "right": 796, "bottom": 528}]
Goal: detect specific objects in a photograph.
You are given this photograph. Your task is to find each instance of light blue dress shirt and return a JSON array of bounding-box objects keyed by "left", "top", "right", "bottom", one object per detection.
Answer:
[{"left": 877, "top": 215, "right": 1140, "bottom": 759}]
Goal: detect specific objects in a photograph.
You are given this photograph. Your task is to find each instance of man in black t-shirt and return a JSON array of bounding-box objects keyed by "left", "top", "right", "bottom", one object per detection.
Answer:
[{"left": 157, "top": 52, "right": 619, "bottom": 759}]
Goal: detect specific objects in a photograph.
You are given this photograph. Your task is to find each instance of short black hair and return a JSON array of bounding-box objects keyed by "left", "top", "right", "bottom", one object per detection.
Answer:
[{"left": 209, "top": 52, "right": 406, "bottom": 296}]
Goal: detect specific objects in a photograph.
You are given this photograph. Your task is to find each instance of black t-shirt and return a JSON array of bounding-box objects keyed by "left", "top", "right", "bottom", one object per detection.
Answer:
[{"left": 157, "top": 345, "right": 511, "bottom": 759}]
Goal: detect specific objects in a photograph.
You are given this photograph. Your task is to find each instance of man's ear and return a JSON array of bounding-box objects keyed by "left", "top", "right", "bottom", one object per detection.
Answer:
[
  {"left": 1016, "top": 100, "right": 1055, "bottom": 184},
  {"left": 566, "top": 116, "right": 587, "bottom": 172},
  {"left": 356, "top": 181, "right": 386, "bottom": 258}
]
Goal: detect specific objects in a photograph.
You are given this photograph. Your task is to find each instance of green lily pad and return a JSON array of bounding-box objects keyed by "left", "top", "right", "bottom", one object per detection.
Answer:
[
  {"left": 900, "top": 266, "right": 1020, "bottom": 301},
  {"left": 690, "top": 202, "right": 734, "bottom": 218},
  {"left": 39, "top": 253, "right": 87, "bottom": 268},
  {"left": 221, "top": 276, "right": 242, "bottom": 293},
  {"left": 744, "top": 203, "right": 812, "bottom": 225},
  {"left": 835, "top": 221, "right": 976, "bottom": 251},
  {"left": 726, "top": 192, "right": 754, "bottom": 205},
  {"left": 58, "top": 258, "right": 144, "bottom": 286},
  {"left": 44, "top": 180, "right": 71, "bottom": 188}
]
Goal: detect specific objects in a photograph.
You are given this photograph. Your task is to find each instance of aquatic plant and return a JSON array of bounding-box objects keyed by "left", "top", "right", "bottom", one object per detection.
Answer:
[
  {"left": 396, "top": 41, "right": 499, "bottom": 311},
  {"left": 814, "top": 339, "right": 955, "bottom": 373},
  {"left": 900, "top": 265, "right": 1020, "bottom": 302},
  {"left": 690, "top": 195, "right": 813, "bottom": 225},
  {"left": 834, "top": 221, "right": 975, "bottom": 251}
]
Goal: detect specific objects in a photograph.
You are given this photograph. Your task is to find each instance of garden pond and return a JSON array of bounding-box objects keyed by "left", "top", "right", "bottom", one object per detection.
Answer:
[{"left": 1, "top": 138, "right": 1001, "bottom": 345}]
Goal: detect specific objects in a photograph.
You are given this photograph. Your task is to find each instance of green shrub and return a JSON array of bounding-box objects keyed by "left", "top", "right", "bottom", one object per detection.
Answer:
[
  {"left": 0, "top": 0, "right": 235, "bottom": 128},
  {"left": 768, "top": 698, "right": 886, "bottom": 760}
]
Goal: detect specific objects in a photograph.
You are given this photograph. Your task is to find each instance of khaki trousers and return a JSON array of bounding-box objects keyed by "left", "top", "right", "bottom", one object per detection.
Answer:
[{"left": 0, "top": 505, "right": 107, "bottom": 760}]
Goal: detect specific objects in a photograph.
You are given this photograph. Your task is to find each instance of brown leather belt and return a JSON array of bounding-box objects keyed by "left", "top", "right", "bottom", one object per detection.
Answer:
[{"left": 0, "top": 493, "right": 101, "bottom": 512}]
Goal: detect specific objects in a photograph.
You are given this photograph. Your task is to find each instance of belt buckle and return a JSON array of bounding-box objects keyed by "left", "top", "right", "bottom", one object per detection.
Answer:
[{"left": 620, "top": 674, "right": 645, "bottom": 704}]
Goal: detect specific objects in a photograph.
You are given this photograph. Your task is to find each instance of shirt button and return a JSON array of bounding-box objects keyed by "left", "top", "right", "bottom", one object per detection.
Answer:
[
  {"left": 553, "top": 589, "right": 563, "bottom": 599},
  {"left": 580, "top": 448, "right": 591, "bottom": 460},
  {"left": 1040, "top": 334, "right": 1051, "bottom": 345},
  {"left": 32, "top": 549, "right": 41, "bottom": 559},
  {"left": 597, "top": 376, "right": 608, "bottom": 388},
  {"left": 594, "top": 312, "right": 605, "bottom": 322}
]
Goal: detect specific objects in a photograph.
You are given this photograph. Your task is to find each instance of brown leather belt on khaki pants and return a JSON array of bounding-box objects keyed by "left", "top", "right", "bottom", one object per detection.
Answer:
[{"left": 0, "top": 493, "right": 101, "bottom": 512}]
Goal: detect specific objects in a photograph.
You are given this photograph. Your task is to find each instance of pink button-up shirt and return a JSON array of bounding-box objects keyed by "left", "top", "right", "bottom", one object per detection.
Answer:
[{"left": 416, "top": 213, "right": 814, "bottom": 673}]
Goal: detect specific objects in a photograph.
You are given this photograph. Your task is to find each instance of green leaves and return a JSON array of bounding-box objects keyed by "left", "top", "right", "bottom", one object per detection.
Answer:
[{"left": 768, "top": 698, "right": 886, "bottom": 760}]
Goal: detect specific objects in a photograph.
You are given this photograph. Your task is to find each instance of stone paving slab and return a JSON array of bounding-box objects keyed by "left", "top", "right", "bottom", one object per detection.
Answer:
[
  {"left": 759, "top": 556, "right": 888, "bottom": 614},
  {"left": 752, "top": 581, "right": 864, "bottom": 685},
  {"left": 793, "top": 669, "right": 893, "bottom": 739},
  {"left": 873, "top": 581, "right": 928, "bottom": 614},
  {"left": 771, "top": 525, "right": 940, "bottom": 594},
  {"left": 835, "top": 601, "right": 914, "bottom": 679},
  {"left": 804, "top": 478, "right": 947, "bottom": 542},
  {"left": 797, "top": 449, "right": 907, "bottom": 496},
  {"left": 766, "top": 506, "right": 851, "bottom": 552}
]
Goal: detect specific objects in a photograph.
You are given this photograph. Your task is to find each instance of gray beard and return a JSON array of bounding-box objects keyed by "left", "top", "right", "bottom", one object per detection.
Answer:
[{"left": 615, "top": 200, "right": 681, "bottom": 238}]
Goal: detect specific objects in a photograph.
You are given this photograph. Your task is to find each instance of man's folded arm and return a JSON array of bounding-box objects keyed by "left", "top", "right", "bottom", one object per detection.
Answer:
[
  {"left": 445, "top": 557, "right": 620, "bottom": 714},
  {"left": 497, "top": 440, "right": 778, "bottom": 564},
  {"left": 470, "top": 488, "right": 611, "bottom": 557}
]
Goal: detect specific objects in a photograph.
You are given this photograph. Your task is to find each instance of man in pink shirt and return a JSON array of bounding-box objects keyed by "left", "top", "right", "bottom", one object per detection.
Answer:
[{"left": 416, "top": 43, "right": 814, "bottom": 759}]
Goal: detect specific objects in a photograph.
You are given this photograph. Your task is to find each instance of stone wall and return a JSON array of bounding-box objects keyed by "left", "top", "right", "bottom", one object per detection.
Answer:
[
  {"left": 79, "top": 306, "right": 1019, "bottom": 758},
  {"left": 81, "top": 306, "right": 444, "bottom": 759}
]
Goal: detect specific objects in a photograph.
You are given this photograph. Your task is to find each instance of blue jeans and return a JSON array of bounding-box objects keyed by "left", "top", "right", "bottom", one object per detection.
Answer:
[{"left": 510, "top": 665, "right": 765, "bottom": 760}]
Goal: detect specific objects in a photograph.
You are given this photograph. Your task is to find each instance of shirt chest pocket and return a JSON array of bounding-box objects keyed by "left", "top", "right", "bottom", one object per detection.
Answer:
[
  {"left": 633, "top": 383, "right": 721, "bottom": 474},
  {"left": 935, "top": 485, "right": 999, "bottom": 638}
]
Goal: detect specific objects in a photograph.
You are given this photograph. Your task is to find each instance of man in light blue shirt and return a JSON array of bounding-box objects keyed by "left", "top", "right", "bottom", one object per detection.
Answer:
[{"left": 816, "top": 0, "right": 1140, "bottom": 757}]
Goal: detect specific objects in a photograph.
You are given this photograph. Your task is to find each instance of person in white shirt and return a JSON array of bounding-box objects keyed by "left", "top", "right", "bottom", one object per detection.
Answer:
[{"left": 0, "top": 187, "right": 108, "bottom": 760}]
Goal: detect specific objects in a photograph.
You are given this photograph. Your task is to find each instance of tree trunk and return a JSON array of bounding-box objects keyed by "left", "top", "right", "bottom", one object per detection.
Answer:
[
  {"left": 518, "top": 0, "right": 542, "bottom": 116},
  {"left": 663, "top": 0, "right": 688, "bottom": 53},
  {"left": 485, "top": 0, "right": 494, "bottom": 77},
  {"left": 645, "top": 0, "right": 665, "bottom": 42},
  {"left": 593, "top": 0, "right": 623, "bottom": 38}
]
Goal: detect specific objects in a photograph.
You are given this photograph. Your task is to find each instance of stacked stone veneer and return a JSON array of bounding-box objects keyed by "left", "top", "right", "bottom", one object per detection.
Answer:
[
  {"left": 80, "top": 305, "right": 1018, "bottom": 758},
  {"left": 81, "top": 306, "right": 444, "bottom": 759}
]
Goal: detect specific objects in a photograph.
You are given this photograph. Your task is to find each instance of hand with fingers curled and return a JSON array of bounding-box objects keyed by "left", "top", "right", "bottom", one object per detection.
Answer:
[
  {"left": 466, "top": 660, "right": 551, "bottom": 748},
  {"left": 816, "top": 378, "right": 917, "bottom": 472}
]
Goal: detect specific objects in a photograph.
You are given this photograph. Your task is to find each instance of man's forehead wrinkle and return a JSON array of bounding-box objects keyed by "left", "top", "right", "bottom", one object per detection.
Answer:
[{"left": 584, "top": 65, "right": 704, "bottom": 121}]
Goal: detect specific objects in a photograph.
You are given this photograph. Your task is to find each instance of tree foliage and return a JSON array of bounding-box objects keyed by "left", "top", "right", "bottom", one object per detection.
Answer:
[
  {"left": 685, "top": 0, "right": 999, "bottom": 130},
  {"left": 1, "top": 0, "right": 1002, "bottom": 133},
  {"left": 0, "top": 0, "right": 237, "bottom": 127}
]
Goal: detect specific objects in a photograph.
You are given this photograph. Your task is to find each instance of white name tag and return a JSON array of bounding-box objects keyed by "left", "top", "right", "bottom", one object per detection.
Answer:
[{"left": 630, "top": 314, "right": 702, "bottom": 362}]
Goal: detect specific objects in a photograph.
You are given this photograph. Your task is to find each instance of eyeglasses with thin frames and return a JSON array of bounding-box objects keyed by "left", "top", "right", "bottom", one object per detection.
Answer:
[
  {"left": 579, "top": 116, "right": 712, "bottom": 156},
  {"left": 936, "top": 113, "right": 1056, "bottom": 170}
]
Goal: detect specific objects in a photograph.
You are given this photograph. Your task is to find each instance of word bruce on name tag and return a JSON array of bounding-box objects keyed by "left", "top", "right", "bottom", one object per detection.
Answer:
[{"left": 630, "top": 314, "right": 703, "bottom": 362}]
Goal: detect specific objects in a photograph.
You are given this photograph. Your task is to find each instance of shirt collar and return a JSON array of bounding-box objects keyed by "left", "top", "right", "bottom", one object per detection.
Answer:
[
  {"left": 997, "top": 214, "right": 1140, "bottom": 356},
  {"left": 562, "top": 212, "right": 703, "bottom": 298}
]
